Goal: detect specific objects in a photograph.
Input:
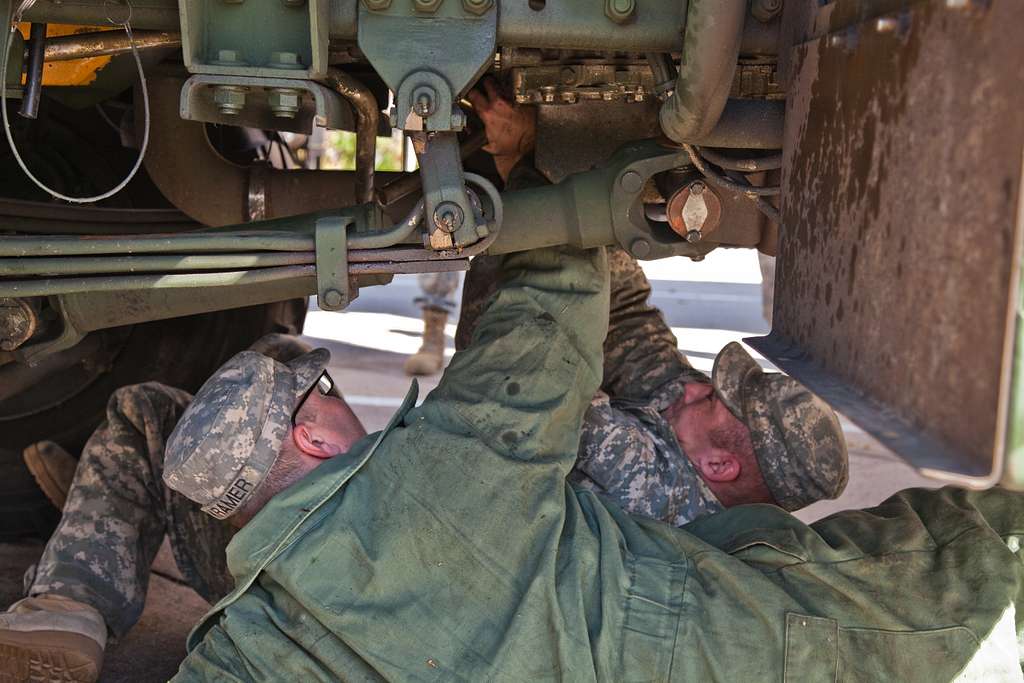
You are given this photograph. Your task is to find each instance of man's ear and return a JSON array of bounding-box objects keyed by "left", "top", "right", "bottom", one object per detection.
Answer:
[
  {"left": 697, "top": 452, "right": 741, "bottom": 483},
  {"left": 292, "top": 422, "right": 335, "bottom": 459}
]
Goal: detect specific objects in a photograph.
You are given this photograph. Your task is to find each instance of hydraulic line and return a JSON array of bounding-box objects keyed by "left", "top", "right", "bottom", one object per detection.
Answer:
[
  {"left": 696, "top": 147, "right": 783, "bottom": 172},
  {"left": 347, "top": 199, "right": 424, "bottom": 249},
  {"left": 323, "top": 68, "right": 379, "bottom": 205},
  {"left": 681, "top": 144, "right": 779, "bottom": 198}
]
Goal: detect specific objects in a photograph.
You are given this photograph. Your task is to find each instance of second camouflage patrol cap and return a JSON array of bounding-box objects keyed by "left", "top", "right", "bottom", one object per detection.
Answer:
[
  {"left": 163, "top": 347, "right": 330, "bottom": 520},
  {"left": 711, "top": 342, "right": 848, "bottom": 511}
]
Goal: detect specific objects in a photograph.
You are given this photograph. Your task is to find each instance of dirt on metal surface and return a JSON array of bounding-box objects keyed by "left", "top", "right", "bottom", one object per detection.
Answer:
[{"left": 757, "top": 0, "right": 1024, "bottom": 480}]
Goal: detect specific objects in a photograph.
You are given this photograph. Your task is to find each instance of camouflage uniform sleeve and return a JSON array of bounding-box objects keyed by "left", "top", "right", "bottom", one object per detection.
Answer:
[{"left": 600, "top": 247, "right": 705, "bottom": 401}]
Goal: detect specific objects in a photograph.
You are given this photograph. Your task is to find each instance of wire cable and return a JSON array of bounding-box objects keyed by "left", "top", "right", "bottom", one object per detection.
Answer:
[{"left": 0, "top": 3, "right": 150, "bottom": 203}]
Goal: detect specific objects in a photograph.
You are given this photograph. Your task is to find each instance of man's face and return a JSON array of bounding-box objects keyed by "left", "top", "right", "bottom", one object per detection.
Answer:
[
  {"left": 289, "top": 388, "right": 367, "bottom": 477},
  {"left": 667, "top": 382, "right": 774, "bottom": 507}
]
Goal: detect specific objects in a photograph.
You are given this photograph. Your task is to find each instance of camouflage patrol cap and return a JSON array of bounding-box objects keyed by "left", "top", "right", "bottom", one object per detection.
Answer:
[
  {"left": 712, "top": 342, "right": 848, "bottom": 511},
  {"left": 163, "top": 347, "right": 331, "bottom": 520}
]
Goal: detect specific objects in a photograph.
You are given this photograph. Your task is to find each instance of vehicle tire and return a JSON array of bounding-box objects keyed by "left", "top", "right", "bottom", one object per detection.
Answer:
[{"left": 0, "top": 299, "right": 307, "bottom": 540}]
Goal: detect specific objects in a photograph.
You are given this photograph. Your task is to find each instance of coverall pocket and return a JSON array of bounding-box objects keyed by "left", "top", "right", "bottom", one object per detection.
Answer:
[
  {"left": 619, "top": 554, "right": 687, "bottom": 682},
  {"left": 783, "top": 612, "right": 982, "bottom": 683}
]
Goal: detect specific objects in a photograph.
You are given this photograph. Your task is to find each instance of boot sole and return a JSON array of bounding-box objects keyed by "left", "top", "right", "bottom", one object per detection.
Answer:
[
  {"left": 22, "top": 445, "right": 69, "bottom": 511},
  {"left": 0, "top": 630, "right": 101, "bottom": 683}
]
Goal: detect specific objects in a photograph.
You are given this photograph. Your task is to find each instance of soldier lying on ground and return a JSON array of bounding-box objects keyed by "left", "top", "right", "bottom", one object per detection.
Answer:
[
  {"left": 0, "top": 86, "right": 849, "bottom": 683},
  {"left": 154, "top": 247, "right": 1021, "bottom": 681}
]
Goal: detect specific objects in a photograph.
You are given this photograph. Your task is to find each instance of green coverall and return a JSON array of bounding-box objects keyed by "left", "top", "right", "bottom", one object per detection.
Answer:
[{"left": 175, "top": 245, "right": 1024, "bottom": 681}]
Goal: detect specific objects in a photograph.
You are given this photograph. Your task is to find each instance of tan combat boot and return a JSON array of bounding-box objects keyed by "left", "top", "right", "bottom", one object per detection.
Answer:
[
  {"left": 0, "top": 595, "right": 107, "bottom": 683},
  {"left": 404, "top": 309, "right": 449, "bottom": 376},
  {"left": 23, "top": 441, "right": 78, "bottom": 511}
]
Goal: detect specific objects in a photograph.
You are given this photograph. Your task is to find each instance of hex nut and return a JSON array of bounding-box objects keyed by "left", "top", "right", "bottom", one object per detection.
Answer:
[
  {"left": 322, "top": 289, "right": 344, "bottom": 308},
  {"left": 412, "top": 86, "right": 437, "bottom": 117},
  {"left": 268, "top": 87, "right": 301, "bottom": 118},
  {"left": 268, "top": 51, "right": 303, "bottom": 70},
  {"left": 413, "top": 0, "right": 443, "bottom": 14},
  {"left": 605, "top": 0, "right": 635, "bottom": 24},
  {"left": 630, "top": 238, "right": 651, "bottom": 259},
  {"left": 462, "top": 0, "right": 492, "bottom": 15},
  {"left": 213, "top": 85, "right": 247, "bottom": 115}
]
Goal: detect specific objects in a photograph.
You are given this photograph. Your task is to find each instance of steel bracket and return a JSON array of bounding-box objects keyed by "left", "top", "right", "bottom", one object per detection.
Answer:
[
  {"left": 314, "top": 215, "right": 355, "bottom": 311},
  {"left": 180, "top": 74, "right": 353, "bottom": 134}
]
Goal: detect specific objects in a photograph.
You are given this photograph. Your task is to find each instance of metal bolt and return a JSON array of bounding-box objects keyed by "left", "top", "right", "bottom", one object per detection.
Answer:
[
  {"left": 363, "top": 0, "right": 391, "bottom": 8},
  {"left": 605, "top": 0, "right": 635, "bottom": 24},
  {"left": 689, "top": 254, "right": 705, "bottom": 262},
  {"left": 213, "top": 49, "right": 242, "bottom": 65},
  {"left": 322, "top": 289, "right": 344, "bottom": 308},
  {"left": 268, "top": 51, "right": 303, "bottom": 70},
  {"left": 560, "top": 67, "right": 576, "bottom": 85},
  {"left": 213, "top": 85, "right": 247, "bottom": 116},
  {"left": 689, "top": 180, "right": 706, "bottom": 195},
  {"left": 462, "top": 0, "right": 492, "bottom": 15},
  {"left": 629, "top": 238, "right": 651, "bottom": 259},
  {"left": 413, "top": 0, "right": 443, "bottom": 13},
  {"left": 268, "top": 87, "right": 301, "bottom": 118},
  {"left": 432, "top": 202, "right": 465, "bottom": 233},
  {"left": 450, "top": 107, "right": 466, "bottom": 129},
  {"left": 619, "top": 170, "right": 643, "bottom": 193},
  {"left": 412, "top": 86, "right": 436, "bottom": 117},
  {"left": 685, "top": 229, "right": 702, "bottom": 243},
  {"left": 540, "top": 86, "right": 557, "bottom": 103},
  {"left": 0, "top": 298, "right": 37, "bottom": 351}
]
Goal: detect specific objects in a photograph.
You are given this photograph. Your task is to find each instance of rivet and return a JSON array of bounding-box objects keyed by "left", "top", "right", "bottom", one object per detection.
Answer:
[
  {"left": 619, "top": 170, "right": 643, "bottom": 193},
  {"left": 630, "top": 238, "right": 651, "bottom": 258}
]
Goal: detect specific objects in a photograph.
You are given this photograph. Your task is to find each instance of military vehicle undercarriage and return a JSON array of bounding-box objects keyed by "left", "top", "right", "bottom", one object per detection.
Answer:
[{"left": 0, "top": 0, "right": 1020, "bottom": 534}]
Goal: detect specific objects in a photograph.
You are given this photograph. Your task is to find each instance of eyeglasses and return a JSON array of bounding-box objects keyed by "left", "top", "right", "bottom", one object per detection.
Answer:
[{"left": 291, "top": 370, "right": 336, "bottom": 426}]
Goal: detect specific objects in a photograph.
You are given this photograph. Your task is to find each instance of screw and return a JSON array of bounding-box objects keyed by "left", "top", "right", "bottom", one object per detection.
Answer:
[
  {"left": 619, "top": 170, "right": 643, "bottom": 193},
  {"left": 268, "top": 51, "right": 303, "bottom": 70},
  {"left": 689, "top": 180, "right": 706, "bottom": 195},
  {"left": 433, "top": 202, "right": 465, "bottom": 233},
  {"left": 413, "top": 0, "right": 443, "bottom": 13},
  {"left": 605, "top": 0, "right": 635, "bottom": 24},
  {"left": 213, "top": 85, "right": 247, "bottom": 115},
  {"left": 322, "top": 289, "right": 344, "bottom": 308},
  {"left": 363, "top": 0, "right": 391, "bottom": 8},
  {"left": 462, "top": 0, "right": 492, "bottom": 15},
  {"left": 685, "top": 229, "right": 702, "bottom": 243},
  {"left": 268, "top": 87, "right": 301, "bottom": 118},
  {"left": 413, "top": 86, "right": 437, "bottom": 117},
  {"left": 213, "top": 49, "right": 243, "bottom": 65},
  {"left": 629, "top": 238, "right": 651, "bottom": 259}
]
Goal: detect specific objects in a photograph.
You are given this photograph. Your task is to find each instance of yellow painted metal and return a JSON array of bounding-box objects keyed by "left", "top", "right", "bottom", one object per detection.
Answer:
[{"left": 17, "top": 24, "right": 114, "bottom": 86}]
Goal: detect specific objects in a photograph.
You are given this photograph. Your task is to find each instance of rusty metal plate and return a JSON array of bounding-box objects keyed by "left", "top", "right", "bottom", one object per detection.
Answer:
[{"left": 747, "top": 0, "right": 1024, "bottom": 486}]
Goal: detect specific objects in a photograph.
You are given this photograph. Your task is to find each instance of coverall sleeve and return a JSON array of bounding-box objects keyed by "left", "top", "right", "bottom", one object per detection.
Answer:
[{"left": 422, "top": 244, "right": 610, "bottom": 474}]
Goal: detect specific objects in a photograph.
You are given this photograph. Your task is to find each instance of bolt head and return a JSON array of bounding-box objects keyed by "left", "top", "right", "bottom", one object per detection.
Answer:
[
  {"left": 215, "top": 49, "right": 241, "bottom": 63},
  {"left": 462, "top": 0, "right": 492, "bottom": 15},
  {"left": 605, "top": 0, "right": 635, "bottom": 24},
  {"left": 685, "top": 229, "right": 702, "bottom": 243},
  {"left": 689, "top": 180, "right": 706, "bottom": 195},
  {"left": 620, "top": 170, "right": 644, "bottom": 193},
  {"left": 322, "top": 289, "right": 344, "bottom": 308},
  {"left": 413, "top": 0, "right": 443, "bottom": 13},
  {"left": 213, "top": 85, "right": 247, "bottom": 115},
  {"left": 268, "top": 51, "right": 302, "bottom": 69},
  {"left": 433, "top": 202, "right": 465, "bottom": 233},
  {"left": 412, "top": 86, "right": 437, "bottom": 118},
  {"left": 268, "top": 88, "right": 301, "bottom": 118},
  {"left": 630, "top": 238, "right": 651, "bottom": 259}
]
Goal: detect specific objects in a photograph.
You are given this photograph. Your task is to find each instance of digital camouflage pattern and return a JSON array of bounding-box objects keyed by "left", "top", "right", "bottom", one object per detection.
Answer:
[
  {"left": 415, "top": 271, "right": 460, "bottom": 312},
  {"left": 25, "top": 382, "right": 235, "bottom": 638},
  {"left": 712, "top": 341, "right": 848, "bottom": 511},
  {"left": 163, "top": 348, "right": 329, "bottom": 520},
  {"left": 24, "top": 335, "right": 313, "bottom": 638}
]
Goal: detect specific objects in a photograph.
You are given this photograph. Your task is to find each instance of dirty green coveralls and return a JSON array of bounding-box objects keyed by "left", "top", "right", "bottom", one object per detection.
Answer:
[{"left": 176, "top": 244, "right": 1024, "bottom": 681}]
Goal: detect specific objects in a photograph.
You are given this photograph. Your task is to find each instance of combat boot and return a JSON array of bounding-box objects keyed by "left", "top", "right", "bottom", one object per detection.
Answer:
[
  {"left": 404, "top": 308, "right": 448, "bottom": 376},
  {"left": 0, "top": 595, "right": 106, "bottom": 683},
  {"left": 23, "top": 441, "right": 78, "bottom": 511}
]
